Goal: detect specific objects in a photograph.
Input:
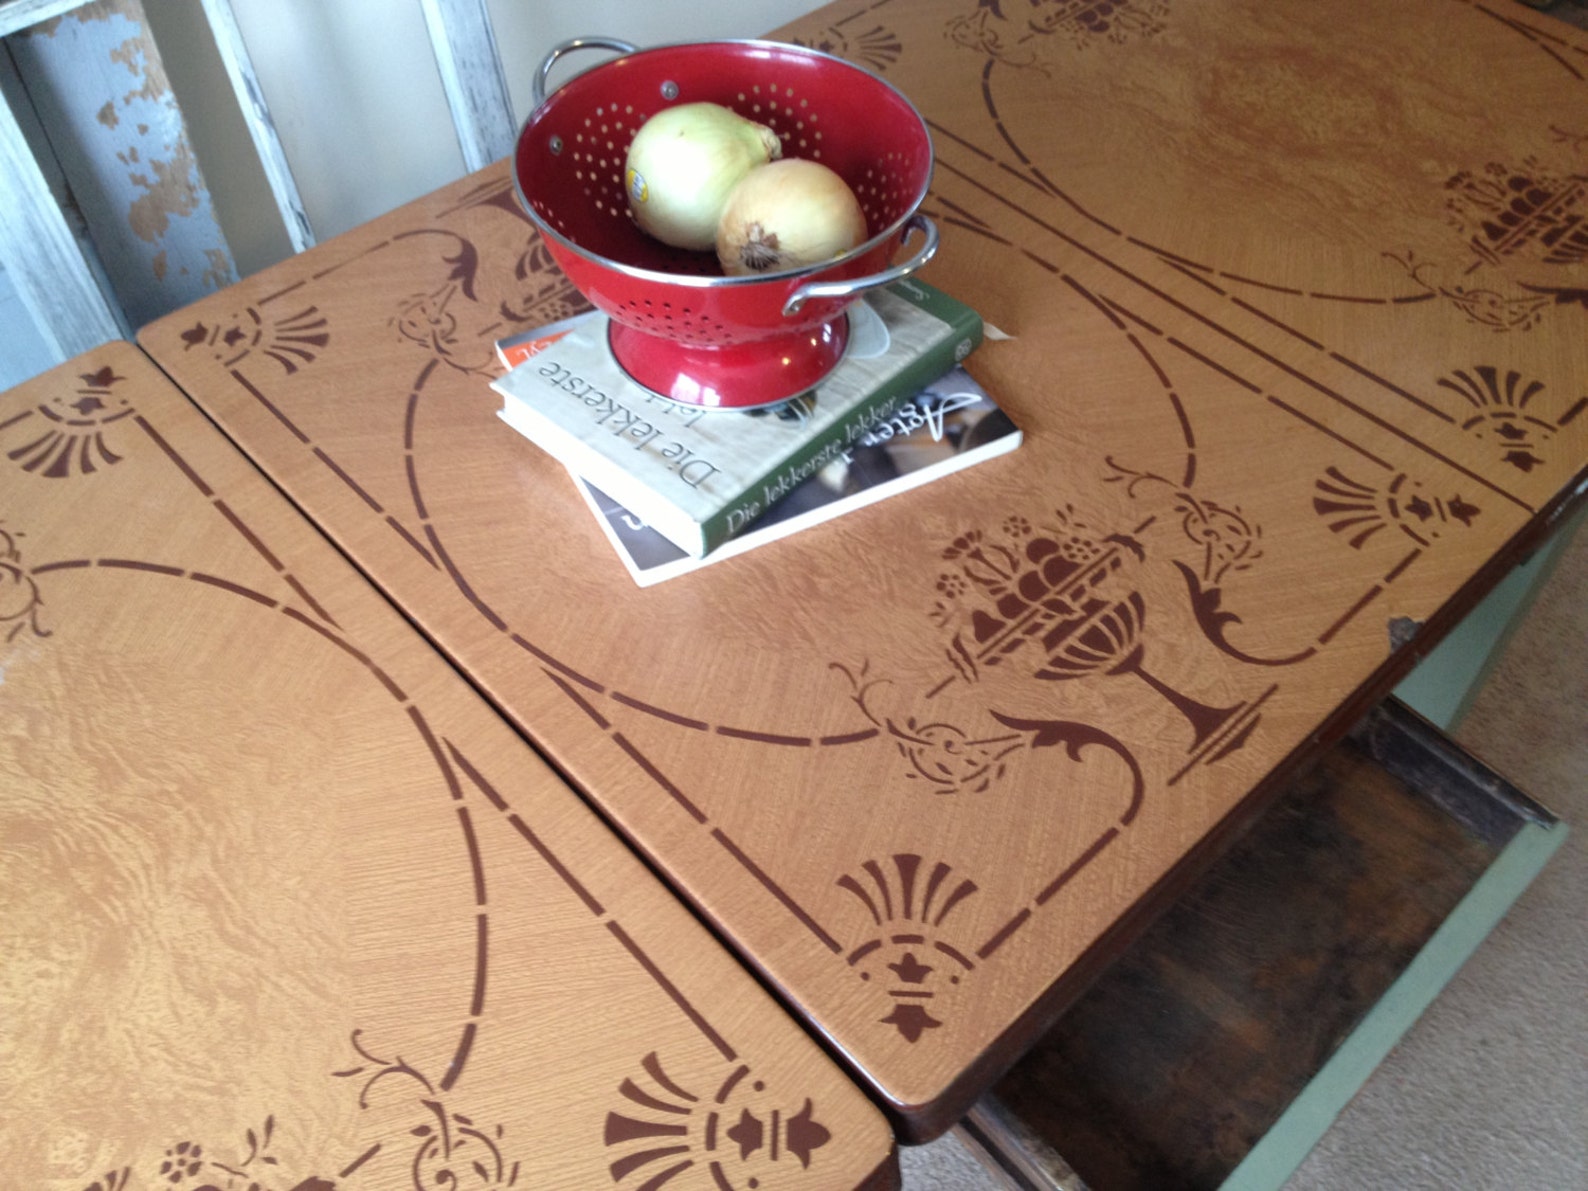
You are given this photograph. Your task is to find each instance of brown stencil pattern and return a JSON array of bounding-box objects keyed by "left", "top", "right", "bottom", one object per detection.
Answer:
[
  {"left": 603, "top": 1053, "right": 835, "bottom": 1189},
  {"left": 6, "top": 353, "right": 849, "bottom": 1187},
  {"left": 172, "top": 163, "right": 1531, "bottom": 1058},
  {"left": 1, "top": 365, "right": 135, "bottom": 478}
]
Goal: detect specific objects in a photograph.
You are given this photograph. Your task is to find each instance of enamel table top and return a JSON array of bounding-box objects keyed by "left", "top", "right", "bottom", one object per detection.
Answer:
[
  {"left": 0, "top": 343, "right": 899, "bottom": 1190},
  {"left": 137, "top": 0, "right": 1588, "bottom": 1140}
]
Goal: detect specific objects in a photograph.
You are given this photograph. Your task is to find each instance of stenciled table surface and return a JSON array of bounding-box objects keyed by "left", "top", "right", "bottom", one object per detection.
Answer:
[
  {"left": 0, "top": 342, "right": 899, "bottom": 1190},
  {"left": 140, "top": 0, "right": 1588, "bottom": 1141}
]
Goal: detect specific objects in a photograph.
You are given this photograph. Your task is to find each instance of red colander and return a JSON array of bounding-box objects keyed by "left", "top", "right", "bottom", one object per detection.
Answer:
[{"left": 512, "top": 37, "right": 938, "bottom": 409}]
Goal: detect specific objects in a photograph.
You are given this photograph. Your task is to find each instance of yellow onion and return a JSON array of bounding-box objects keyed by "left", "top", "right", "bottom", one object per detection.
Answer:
[
  {"left": 624, "top": 103, "right": 781, "bottom": 251},
  {"left": 715, "top": 159, "right": 868, "bottom": 276}
]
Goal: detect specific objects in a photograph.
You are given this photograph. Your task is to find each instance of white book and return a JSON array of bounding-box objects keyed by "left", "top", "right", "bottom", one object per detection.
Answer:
[
  {"left": 492, "top": 280, "right": 984, "bottom": 557},
  {"left": 573, "top": 366, "right": 1021, "bottom": 586}
]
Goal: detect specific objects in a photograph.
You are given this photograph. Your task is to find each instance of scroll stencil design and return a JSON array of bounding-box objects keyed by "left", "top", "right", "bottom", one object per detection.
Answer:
[
  {"left": 947, "top": 0, "right": 1172, "bottom": 67},
  {"left": 388, "top": 212, "right": 585, "bottom": 375},
  {"left": 391, "top": 188, "right": 588, "bottom": 374},
  {"left": 0, "top": 521, "right": 49, "bottom": 646},
  {"left": 1104, "top": 460, "right": 1262, "bottom": 586},
  {"left": 1389, "top": 134, "right": 1588, "bottom": 330},
  {"left": 1102, "top": 459, "right": 1326, "bottom": 669},
  {"left": 333, "top": 1031, "right": 521, "bottom": 1188}
]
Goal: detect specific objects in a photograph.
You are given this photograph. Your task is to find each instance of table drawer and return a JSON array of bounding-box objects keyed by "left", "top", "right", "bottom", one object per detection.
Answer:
[{"left": 955, "top": 698, "right": 1565, "bottom": 1191}]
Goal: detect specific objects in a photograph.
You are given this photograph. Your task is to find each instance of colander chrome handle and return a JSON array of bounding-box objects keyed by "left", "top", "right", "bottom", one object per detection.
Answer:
[
  {"left": 782, "top": 214, "right": 941, "bottom": 316},
  {"left": 532, "top": 36, "right": 640, "bottom": 107}
]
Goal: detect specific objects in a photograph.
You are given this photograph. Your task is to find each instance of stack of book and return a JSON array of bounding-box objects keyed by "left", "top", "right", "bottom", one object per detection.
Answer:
[{"left": 491, "top": 279, "right": 1020, "bottom": 586}]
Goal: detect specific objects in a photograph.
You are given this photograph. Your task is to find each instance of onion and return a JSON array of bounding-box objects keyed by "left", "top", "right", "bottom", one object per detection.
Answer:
[
  {"left": 715, "top": 159, "right": 869, "bottom": 276},
  {"left": 624, "top": 103, "right": 781, "bottom": 251}
]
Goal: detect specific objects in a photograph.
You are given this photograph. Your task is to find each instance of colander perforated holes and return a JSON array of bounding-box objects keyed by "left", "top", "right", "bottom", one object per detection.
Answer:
[
  {"left": 537, "top": 199, "right": 570, "bottom": 238},
  {"left": 742, "top": 84, "right": 822, "bottom": 149},
  {"left": 578, "top": 103, "right": 643, "bottom": 210},
  {"left": 621, "top": 298, "right": 733, "bottom": 345}
]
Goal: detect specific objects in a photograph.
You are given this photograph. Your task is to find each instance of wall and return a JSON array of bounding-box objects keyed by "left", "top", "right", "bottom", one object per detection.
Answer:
[
  {"left": 212, "top": 0, "right": 829, "bottom": 249},
  {"left": 0, "top": 266, "right": 58, "bottom": 390}
]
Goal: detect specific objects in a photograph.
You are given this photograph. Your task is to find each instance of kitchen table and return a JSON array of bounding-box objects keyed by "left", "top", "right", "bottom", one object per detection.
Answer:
[
  {"left": 0, "top": 342, "right": 898, "bottom": 1189},
  {"left": 138, "top": 0, "right": 1588, "bottom": 1140}
]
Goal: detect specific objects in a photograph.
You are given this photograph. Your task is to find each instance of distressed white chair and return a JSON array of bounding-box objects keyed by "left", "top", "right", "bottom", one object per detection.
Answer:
[{"left": 0, "top": 0, "right": 512, "bottom": 364}]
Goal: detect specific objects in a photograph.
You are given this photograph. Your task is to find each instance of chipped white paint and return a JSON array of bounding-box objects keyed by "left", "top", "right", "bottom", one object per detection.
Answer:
[
  {"left": 7, "top": 0, "right": 235, "bottom": 328},
  {"left": 0, "top": 72, "right": 126, "bottom": 358},
  {"left": 420, "top": 0, "right": 516, "bottom": 171},
  {"left": 0, "top": 1, "right": 93, "bottom": 37}
]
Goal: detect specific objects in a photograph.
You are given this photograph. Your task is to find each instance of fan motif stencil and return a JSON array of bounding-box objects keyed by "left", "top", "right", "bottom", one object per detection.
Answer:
[
  {"left": 178, "top": 305, "right": 330, "bottom": 374},
  {"left": 1, "top": 366, "right": 135, "bottom": 478},
  {"left": 788, "top": 21, "right": 903, "bottom": 73},
  {"left": 603, "top": 1052, "right": 832, "bottom": 1189},
  {"left": 1438, "top": 365, "right": 1588, "bottom": 474},
  {"left": 836, "top": 854, "right": 981, "bottom": 1044},
  {"left": 1314, "top": 467, "right": 1481, "bottom": 550}
]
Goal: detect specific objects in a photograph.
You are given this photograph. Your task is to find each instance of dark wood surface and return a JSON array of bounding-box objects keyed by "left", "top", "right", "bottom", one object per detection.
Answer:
[{"left": 969, "top": 700, "right": 1550, "bottom": 1191}]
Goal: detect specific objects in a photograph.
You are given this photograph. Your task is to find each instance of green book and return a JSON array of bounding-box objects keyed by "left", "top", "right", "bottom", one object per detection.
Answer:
[{"left": 492, "top": 279, "right": 984, "bottom": 558}]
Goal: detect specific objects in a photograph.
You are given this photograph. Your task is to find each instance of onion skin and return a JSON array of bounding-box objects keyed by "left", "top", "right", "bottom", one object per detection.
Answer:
[
  {"left": 715, "top": 159, "right": 869, "bottom": 276},
  {"left": 624, "top": 103, "right": 781, "bottom": 251}
]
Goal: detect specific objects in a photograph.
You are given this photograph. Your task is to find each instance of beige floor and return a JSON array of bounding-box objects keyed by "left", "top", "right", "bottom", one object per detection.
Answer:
[
  {"left": 901, "top": 492, "right": 1588, "bottom": 1191},
  {"left": 1280, "top": 534, "right": 1588, "bottom": 1184}
]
